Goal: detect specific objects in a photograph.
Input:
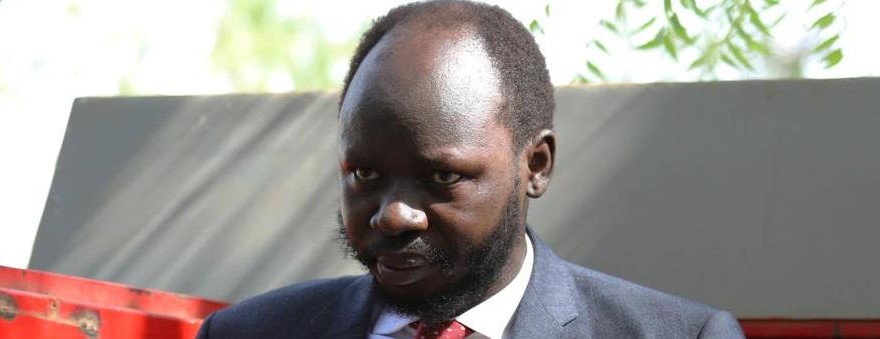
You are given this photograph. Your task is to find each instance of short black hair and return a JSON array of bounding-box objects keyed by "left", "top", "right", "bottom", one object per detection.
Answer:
[{"left": 340, "top": 0, "right": 554, "bottom": 151}]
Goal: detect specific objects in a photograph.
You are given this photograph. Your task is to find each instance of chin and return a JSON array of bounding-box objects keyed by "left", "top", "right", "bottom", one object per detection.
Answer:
[
  {"left": 375, "top": 280, "right": 435, "bottom": 302},
  {"left": 371, "top": 261, "right": 456, "bottom": 299},
  {"left": 372, "top": 234, "right": 512, "bottom": 323}
]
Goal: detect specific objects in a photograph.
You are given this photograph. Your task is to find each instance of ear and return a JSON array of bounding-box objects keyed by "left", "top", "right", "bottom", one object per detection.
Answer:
[{"left": 525, "top": 129, "right": 556, "bottom": 198}]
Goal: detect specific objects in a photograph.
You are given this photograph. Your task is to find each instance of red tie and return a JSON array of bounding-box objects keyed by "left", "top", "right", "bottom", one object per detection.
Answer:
[{"left": 412, "top": 320, "right": 474, "bottom": 339}]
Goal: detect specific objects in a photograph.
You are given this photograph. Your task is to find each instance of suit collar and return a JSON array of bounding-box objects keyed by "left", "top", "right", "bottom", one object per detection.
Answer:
[
  {"left": 310, "top": 274, "right": 378, "bottom": 338},
  {"left": 509, "top": 228, "right": 580, "bottom": 337}
]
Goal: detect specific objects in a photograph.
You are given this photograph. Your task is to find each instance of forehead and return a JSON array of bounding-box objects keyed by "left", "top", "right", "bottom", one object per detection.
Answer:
[{"left": 339, "top": 25, "right": 504, "bottom": 149}]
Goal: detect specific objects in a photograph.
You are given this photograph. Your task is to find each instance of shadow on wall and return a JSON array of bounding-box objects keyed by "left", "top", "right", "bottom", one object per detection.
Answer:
[
  {"left": 532, "top": 80, "right": 880, "bottom": 318},
  {"left": 31, "top": 79, "right": 880, "bottom": 318},
  {"left": 32, "top": 93, "right": 363, "bottom": 302}
]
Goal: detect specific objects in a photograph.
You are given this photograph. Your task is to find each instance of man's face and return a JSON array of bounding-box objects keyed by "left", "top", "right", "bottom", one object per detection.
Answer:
[{"left": 337, "top": 27, "right": 527, "bottom": 321}]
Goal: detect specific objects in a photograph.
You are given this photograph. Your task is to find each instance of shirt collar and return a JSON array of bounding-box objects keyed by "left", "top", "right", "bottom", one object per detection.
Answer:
[
  {"left": 372, "top": 311, "right": 416, "bottom": 336},
  {"left": 455, "top": 234, "right": 534, "bottom": 339},
  {"left": 371, "top": 234, "right": 535, "bottom": 339}
]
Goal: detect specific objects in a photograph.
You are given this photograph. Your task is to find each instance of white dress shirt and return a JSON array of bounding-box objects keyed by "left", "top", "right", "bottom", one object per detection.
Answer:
[{"left": 370, "top": 234, "right": 535, "bottom": 339}]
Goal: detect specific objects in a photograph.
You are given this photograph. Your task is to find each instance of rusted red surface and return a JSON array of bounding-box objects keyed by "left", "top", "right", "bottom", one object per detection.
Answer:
[
  {"left": 0, "top": 266, "right": 228, "bottom": 339},
  {"left": 740, "top": 319, "right": 880, "bottom": 339},
  {"left": 4, "top": 265, "right": 880, "bottom": 338}
]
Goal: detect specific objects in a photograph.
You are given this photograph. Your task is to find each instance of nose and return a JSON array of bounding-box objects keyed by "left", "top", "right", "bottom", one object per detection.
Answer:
[{"left": 370, "top": 199, "right": 428, "bottom": 236}]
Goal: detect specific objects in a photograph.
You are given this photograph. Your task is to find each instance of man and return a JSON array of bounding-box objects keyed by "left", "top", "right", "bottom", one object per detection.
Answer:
[{"left": 197, "top": 1, "right": 744, "bottom": 338}]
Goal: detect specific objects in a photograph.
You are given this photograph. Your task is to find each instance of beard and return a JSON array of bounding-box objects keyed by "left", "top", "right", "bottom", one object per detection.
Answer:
[{"left": 336, "top": 181, "right": 522, "bottom": 325}]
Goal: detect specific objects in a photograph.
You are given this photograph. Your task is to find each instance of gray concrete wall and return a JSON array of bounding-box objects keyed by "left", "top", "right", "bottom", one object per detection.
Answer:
[{"left": 31, "top": 78, "right": 880, "bottom": 318}]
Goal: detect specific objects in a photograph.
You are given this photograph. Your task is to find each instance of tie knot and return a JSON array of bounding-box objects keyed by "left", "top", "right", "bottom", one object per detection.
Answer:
[{"left": 412, "top": 320, "right": 473, "bottom": 339}]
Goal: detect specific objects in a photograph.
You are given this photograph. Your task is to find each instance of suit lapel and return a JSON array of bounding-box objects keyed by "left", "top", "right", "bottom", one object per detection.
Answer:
[
  {"left": 509, "top": 229, "right": 581, "bottom": 338},
  {"left": 309, "top": 275, "right": 378, "bottom": 338}
]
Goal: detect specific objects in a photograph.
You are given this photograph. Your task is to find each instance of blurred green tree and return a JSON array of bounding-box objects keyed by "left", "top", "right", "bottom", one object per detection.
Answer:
[
  {"left": 212, "top": 0, "right": 356, "bottom": 92},
  {"left": 527, "top": 0, "right": 845, "bottom": 83},
  {"left": 213, "top": 0, "right": 846, "bottom": 90}
]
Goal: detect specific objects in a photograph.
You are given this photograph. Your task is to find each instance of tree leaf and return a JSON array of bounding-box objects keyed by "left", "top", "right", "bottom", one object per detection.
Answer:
[
  {"left": 529, "top": 20, "right": 544, "bottom": 34},
  {"left": 663, "top": 34, "right": 678, "bottom": 60},
  {"left": 813, "top": 34, "right": 839, "bottom": 53},
  {"left": 811, "top": 13, "right": 835, "bottom": 30},
  {"left": 664, "top": 0, "right": 673, "bottom": 16},
  {"left": 693, "top": 3, "right": 714, "bottom": 18},
  {"left": 592, "top": 40, "right": 610, "bottom": 54},
  {"left": 720, "top": 54, "right": 738, "bottom": 68},
  {"left": 573, "top": 74, "right": 590, "bottom": 84},
  {"left": 727, "top": 42, "right": 754, "bottom": 71},
  {"left": 587, "top": 61, "right": 606, "bottom": 81},
  {"left": 633, "top": 17, "right": 657, "bottom": 34},
  {"left": 747, "top": 5, "right": 772, "bottom": 36},
  {"left": 734, "top": 22, "right": 755, "bottom": 44},
  {"left": 771, "top": 13, "right": 787, "bottom": 27},
  {"left": 637, "top": 29, "right": 666, "bottom": 50},
  {"left": 823, "top": 48, "right": 843, "bottom": 68},
  {"left": 688, "top": 54, "right": 707, "bottom": 70},
  {"left": 809, "top": 0, "right": 827, "bottom": 10},
  {"left": 600, "top": 20, "right": 619, "bottom": 34},
  {"left": 669, "top": 14, "right": 694, "bottom": 44},
  {"left": 723, "top": 5, "right": 735, "bottom": 23},
  {"left": 747, "top": 40, "right": 770, "bottom": 56},
  {"left": 680, "top": 0, "right": 695, "bottom": 9},
  {"left": 765, "top": 0, "right": 780, "bottom": 7},
  {"left": 615, "top": 1, "right": 625, "bottom": 20},
  {"left": 634, "top": 0, "right": 647, "bottom": 8},
  {"left": 545, "top": 4, "right": 551, "bottom": 16}
]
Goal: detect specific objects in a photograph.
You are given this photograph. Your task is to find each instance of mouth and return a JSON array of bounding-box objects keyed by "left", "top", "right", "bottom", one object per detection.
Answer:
[{"left": 375, "top": 252, "right": 440, "bottom": 287}]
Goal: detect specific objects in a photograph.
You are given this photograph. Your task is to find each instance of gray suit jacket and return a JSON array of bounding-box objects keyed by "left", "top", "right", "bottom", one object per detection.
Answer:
[{"left": 197, "top": 230, "right": 744, "bottom": 338}]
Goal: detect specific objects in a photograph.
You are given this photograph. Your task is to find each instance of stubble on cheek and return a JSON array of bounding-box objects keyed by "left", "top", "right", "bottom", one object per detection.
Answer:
[{"left": 335, "top": 211, "right": 361, "bottom": 261}]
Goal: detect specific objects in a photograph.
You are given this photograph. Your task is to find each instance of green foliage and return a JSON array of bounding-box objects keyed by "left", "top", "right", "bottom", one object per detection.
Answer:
[
  {"left": 529, "top": 20, "right": 544, "bottom": 34},
  {"left": 824, "top": 48, "right": 843, "bottom": 68},
  {"left": 567, "top": 0, "right": 845, "bottom": 83},
  {"left": 210, "top": 0, "right": 847, "bottom": 90},
  {"left": 212, "top": 0, "right": 357, "bottom": 92}
]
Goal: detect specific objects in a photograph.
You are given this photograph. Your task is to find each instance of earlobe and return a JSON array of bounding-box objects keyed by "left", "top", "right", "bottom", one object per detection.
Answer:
[{"left": 526, "top": 129, "right": 556, "bottom": 198}]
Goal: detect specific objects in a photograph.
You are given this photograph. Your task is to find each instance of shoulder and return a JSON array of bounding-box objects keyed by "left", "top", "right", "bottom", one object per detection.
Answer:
[
  {"left": 197, "top": 276, "right": 364, "bottom": 339},
  {"left": 221, "top": 275, "right": 360, "bottom": 316},
  {"left": 565, "top": 261, "right": 712, "bottom": 316},
  {"left": 525, "top": 230, "right": 742, "bottom": 337},
  {"left": 561, "top": 260, "right": 743, "bottom": 338}
]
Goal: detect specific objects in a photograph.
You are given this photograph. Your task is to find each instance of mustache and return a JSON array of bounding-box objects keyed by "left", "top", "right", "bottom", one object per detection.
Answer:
[
  {"left": 363, "top": 234, "right": 444, "bottom": 261},
  {"left": 336, "top": 211, "right": 450, "bottom": 267}
]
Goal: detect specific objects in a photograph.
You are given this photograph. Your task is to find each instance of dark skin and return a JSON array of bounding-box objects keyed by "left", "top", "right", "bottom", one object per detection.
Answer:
[{"left": 338, "top": 24, "right": 556, "bottom": 307}]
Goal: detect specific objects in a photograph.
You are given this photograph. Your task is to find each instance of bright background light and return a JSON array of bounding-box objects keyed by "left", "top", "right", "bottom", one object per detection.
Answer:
[{"left": 2, "top": 0, "right": 878, "bottom": 268}]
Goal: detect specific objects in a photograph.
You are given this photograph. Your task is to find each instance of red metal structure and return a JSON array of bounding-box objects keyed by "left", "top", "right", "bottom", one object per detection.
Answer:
[
  {"left": 0, "top": 266, "right": 228, "bottom": 339},
  {"left": 739, "top": 319, "right": 880, "bottom": 339},
  {"left": 3, "top": 265, "right": 879, "bottom": 338}
]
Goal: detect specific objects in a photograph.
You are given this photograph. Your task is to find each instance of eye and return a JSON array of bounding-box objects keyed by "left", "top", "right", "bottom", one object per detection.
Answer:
[
  {"left": 430, "top": 171, "right": 462, "bottom": 185},
  {"left": 353, "top": 168, "right": 381, "bottom": 181}
]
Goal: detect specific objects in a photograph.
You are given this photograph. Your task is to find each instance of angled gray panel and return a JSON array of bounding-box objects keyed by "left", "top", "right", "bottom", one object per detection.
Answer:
[{"left": 32, "top": 79, "right": 880, "bottom": 318}]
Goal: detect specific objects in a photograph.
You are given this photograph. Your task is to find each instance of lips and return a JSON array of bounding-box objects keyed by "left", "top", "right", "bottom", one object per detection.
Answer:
[{"left": 375, "top": 252, "right": 438, "bottom": 286}]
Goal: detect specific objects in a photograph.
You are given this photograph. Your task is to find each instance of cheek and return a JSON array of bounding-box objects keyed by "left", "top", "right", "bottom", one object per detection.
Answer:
[
  {"left": 431, "top": 179, "right": 511, "bottom": 241},
  {"left": 340, "top": 185, "right": 374, "bottom": 245}
]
